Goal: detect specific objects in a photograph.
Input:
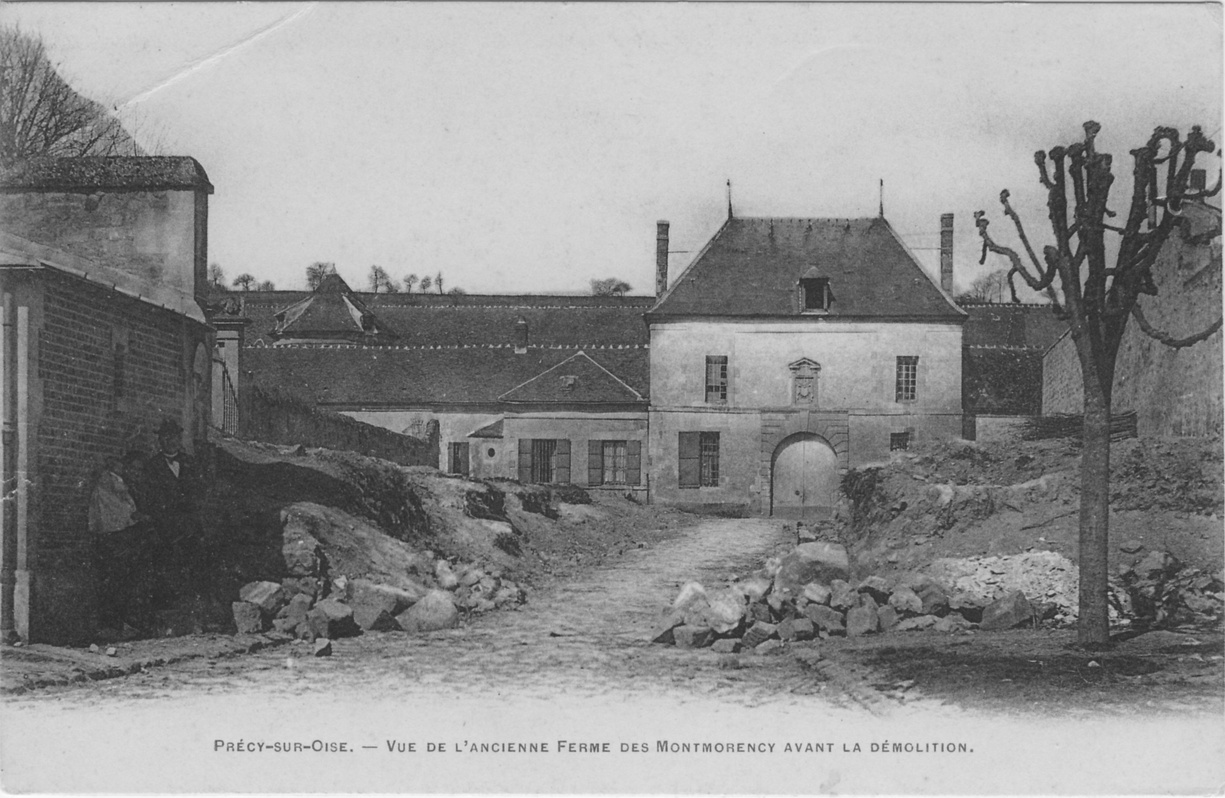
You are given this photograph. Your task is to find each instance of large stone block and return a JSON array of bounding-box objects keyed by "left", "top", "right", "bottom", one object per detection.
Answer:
[
  {"left": 231, "top": 601, "right": 264, "bottom": 634},
  {"left": 307, "top": 598, "right": 360, "bottom": 639},
  {"left": 803, "top": 604, "right": 845, "bottom": 634},
  {"left": 282, "top": 513, "right": 323, "bottom": 577},
  {"left": 395, "top": 589, "right": 459, "bottom": 634},
  {"left": 979, "top": 591, "right": 1034, "bottom": 631},
  {"left": 673, "top": 625, "right": 714, "bottom": 649},
  {"left": 239, "top": 581, "right": 288, "bottom": 616},
  {"left": 846, "top": 604, "right": 879, "bottom": 637}
]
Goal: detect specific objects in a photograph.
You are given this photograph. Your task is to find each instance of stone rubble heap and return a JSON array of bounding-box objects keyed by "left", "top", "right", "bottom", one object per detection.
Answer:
[
  {"left": 229, "top": 505, "right": 526, "bottom": 650},
  {"left": 652, "top": 537, "right": 1224, "bottom": 654}
]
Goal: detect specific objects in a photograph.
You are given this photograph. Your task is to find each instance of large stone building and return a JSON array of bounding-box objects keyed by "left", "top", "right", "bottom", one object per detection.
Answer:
[
  {"left": 237, "top": 276, "right": 651, "bottom": 496},
  {"left": 0, "top": 157, "right": 215, "bottom": 643},
  {"left": 644, "top": 215, "right": 966, "bottom": 517},
  {"left": 1042, "top": 198, "right": 1222, "bottom": 437}
]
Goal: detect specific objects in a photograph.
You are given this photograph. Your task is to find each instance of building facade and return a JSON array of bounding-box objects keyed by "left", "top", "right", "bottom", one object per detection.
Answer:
[
  {"left": 646, "top": 215, "right": 965, "bottom": 517},
  {"left": 0, "top": 157, "right": 215, "bottom": 644}
]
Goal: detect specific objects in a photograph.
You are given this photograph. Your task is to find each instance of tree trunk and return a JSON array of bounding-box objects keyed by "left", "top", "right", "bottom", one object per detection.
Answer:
[{"left": 1077, "top": 383, "right": 1112, "bottom": 645}]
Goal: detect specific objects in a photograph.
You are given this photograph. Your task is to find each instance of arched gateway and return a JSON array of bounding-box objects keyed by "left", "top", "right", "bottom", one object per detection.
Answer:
[{"left": 770, "top": 432, "right": 840, "bottom": 519}]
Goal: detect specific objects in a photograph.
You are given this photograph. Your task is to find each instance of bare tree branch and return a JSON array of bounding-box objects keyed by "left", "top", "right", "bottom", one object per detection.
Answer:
[{"left": 1130, "top": 304, "right": 1222, "bottom": 348}]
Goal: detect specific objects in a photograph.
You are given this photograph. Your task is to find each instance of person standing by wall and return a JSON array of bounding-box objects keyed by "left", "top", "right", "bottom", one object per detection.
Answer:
[
  {"left": 140, "top": 418, "right": 208, "bottom": 614},
  {"left": 88, "top": 451, "right": 150, "bottom": 636}
]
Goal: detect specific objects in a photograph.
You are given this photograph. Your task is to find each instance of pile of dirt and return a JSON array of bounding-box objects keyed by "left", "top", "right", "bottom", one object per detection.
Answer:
[
  {"left": 181, "top": 435, "right": 687, "bottom": 636},
  {"left": 835, "top": 436, "right": 1223, "bottom": 579}
]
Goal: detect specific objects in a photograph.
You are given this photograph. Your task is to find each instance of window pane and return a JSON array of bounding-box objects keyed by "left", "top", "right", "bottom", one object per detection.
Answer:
[
  {"left": 705, "top": 355, "right": 728, "bottom": 403},
  {"left": 895, "top": 356, "right": 918, "bottom": 401},
  {"left": 601, "top": 440, "right": 628, "bottom": 484},
  {"left": 531, "top": 439, "right": 556, "bottom": 483},
  {"left": 699, "top": 431, "right": 719, "bottom": 487}
]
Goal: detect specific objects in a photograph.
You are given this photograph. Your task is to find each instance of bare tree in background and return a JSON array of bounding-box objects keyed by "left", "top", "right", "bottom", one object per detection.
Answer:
[
  {"left": 232, "top": 273, "right": 256, "bottom": 292},
  {"left": 305, "top": 261, "right": 336, "bottom": 290},
  {"left": 208, "top": 263, "right": 228, "bottom": 291},
  {"left": 257, "top": 280, "right": 275, "bottom": 291},
  {"left": 434, "top": 272, "right": 444, "bottom": 294},
  {"left": 591, "top": 278, "right": 632, "bottom": 296},
  {"left": 0, "top": 26, "right": 145, "bottom": 167},
  {"left": 419, "top": 275, "right": 432, "bottom": 293},
  {"left": 368, "top": 265, "right": 399, "bottom": 293},
  {"left": 976, "top": 121, "right": 1222, "bottom": 646},
  {"left": 957, "top": 269, "right": 1010, "bottom": 303},
  {"left": 403, "top": 273, "right": 418, "bottom": 293}
]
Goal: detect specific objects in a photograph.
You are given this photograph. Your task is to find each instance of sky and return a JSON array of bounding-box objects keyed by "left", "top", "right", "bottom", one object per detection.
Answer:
[{"left": 3, "top": 2, "right": 1222, "bottom": 296}]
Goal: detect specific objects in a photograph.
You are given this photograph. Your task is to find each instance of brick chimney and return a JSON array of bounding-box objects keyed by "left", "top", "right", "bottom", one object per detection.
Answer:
[
  {"left": 656, "top": 220, "right": 670, "bottom": 297},
  {"left": 939, "top": 213, "right": 954, "bottom": 295}
]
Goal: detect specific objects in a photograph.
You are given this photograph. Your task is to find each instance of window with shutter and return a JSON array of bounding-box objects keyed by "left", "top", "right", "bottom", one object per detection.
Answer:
[
  {"left": 587, "top": 440, "right": 602, "bottom": 486},
  {"left": 626, "top": 440, "right": 642, "bottom": 486},
  {"left": 554, "top": 439, "right": 571, "bottom": 484},
  {"left": 705, "top": 356, "right": 728, "bottom": 403},
  {"left": 517, "top": 439, "right": 533, "bottom": 483},
  {"left": 448, "top": 442, "right": 470, "bottom": 475}
]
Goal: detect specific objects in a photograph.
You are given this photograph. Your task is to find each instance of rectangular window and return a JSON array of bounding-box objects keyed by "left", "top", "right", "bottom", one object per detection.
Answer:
[
  {"left": 705, "top": 355, "right": 728, "bottom": 403},
  {"left": 890, "top": 432, "right": 911, "bottom": 451},
  {"left": 699, "top": 432, "right": 720, "bottom": 487},
  {"left": 801, "top": 278, "right": 832, "bottom": 311},
  {"left": 680, "top": 431, "right": 720, "bottom": 488},
  {"left": 448, "top": 442, "right": 470, "bottom": 475},
  {"left": 895, "top": 356, "right": 919, "bottom": 402},
  {"left": 588, "top": 440, "right": 641, "bottom": 486},
  {"left": 518, "top": 439, "right": 571, "bottom": 484}
]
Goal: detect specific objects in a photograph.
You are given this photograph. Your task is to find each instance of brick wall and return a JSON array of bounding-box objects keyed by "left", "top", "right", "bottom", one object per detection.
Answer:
[
  {"left": 1041, "top": 332, "right": 1081, "bottom": 415},
  {"left": 30, "top": 269, "right": 208, "bottom": 642}
]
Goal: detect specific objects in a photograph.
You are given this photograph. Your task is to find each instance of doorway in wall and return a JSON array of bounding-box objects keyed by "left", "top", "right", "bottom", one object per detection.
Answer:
[{"left": 770, "top": 432, "right": 839, "bottom": 519}]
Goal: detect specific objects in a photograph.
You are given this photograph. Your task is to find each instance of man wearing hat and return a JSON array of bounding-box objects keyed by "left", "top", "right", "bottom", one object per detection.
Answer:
[{"left": 141, "top": 417, "right": 206, "bottom": 608}]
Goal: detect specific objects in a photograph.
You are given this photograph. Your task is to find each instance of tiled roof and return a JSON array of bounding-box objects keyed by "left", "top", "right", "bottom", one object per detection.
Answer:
[
  {"left": 499, "top": 351, "right": 645, "bottom": 404},
  {"left": 647, "top": 217, "right": 965, "bottom": 320},
  {"left": 236, "top": 291, "right": 651, "bottom": 347},
  {"left": 469, "top": 418, "right": 505, "bottom": 438},
  {"left": 272, "top": 274, "right": 399, "bottom": 343},
  {"left": 243, "top": 345, "right": 649, "bottom": 407},
  {"left": 0, "top": 156, "right": 213, "bottom": 192},
  {"left": 961, "top": 303, "right": 1068, "bottom": 350}
]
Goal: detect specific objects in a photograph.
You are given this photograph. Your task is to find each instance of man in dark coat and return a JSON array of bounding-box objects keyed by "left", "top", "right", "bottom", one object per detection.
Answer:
[{"left": 140, "top": 418, "right": 208, "bottom": 606}]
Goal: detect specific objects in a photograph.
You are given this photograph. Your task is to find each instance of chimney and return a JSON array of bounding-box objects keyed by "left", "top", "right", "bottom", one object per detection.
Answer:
[
  {"left": 939, "top": 213, "right": 954, "bottom": 295},
  {"left": 514, "top": 315, "right": 528, "bottom": 354},
  {"left": 656, "top": 220, "right": 670, "bottom": 297}
]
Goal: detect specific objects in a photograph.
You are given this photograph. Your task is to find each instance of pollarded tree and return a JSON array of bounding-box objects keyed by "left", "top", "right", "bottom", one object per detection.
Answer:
[
  {"left": 368, "top": 265, "right": 399, "bottom": 293},
  {"left": 305, "top": 261, "right": 336, "bottom": 290},
  {"left": 975, "top": 121, "right": 1221, "bottom": 645}
]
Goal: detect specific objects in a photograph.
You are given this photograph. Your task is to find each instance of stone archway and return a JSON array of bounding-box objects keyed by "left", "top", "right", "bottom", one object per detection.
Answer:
[{"left": 770, "top": 432, "right": 840, "bottom": 519}]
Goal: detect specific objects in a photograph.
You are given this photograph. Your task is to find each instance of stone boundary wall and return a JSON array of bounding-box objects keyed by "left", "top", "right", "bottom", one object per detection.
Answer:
[{"left": 238, "top": 386, "right": 438, "bottom": 468}]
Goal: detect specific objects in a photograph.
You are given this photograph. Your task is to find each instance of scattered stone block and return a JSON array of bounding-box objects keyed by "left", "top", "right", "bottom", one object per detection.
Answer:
[
  {"left": 979, "top": 590, "right": 1034, "bottom": 631},
  {"left": 703, "top": 588, "right": 747, "bottom": 634},
  {"left": 395, "top": 589, "right": 459, "bottom": 633},
  {"left": 896, "top": 614, "right": 939, "bottom": 632},
  {"left": 308, "top": 598, "right": 360, "bottom": 639},
  {"left": 273, "top": 593, "right": 313, "bottom": 633},
  {"left": 877, "top": 605, "right": 899, "bottom": 632},
  {"left": 434, "top": 561, "right": 460, "bottom": 590},
  {"left": 710, "top": 638, "right": 741, "bottom": 654},
  {"left": 802, "top": 582, "right": 831, "bottom": 605},
  {"left": 239, "top": 581, "right": 288, "bottom": 616},
  {"left": 105, "top": 647, "right": 117, "bottom": 657},
  {"left": 933, "top": 614, "right": 972, "bottom": 633},
  {"left": 829, "top": 579, "right": 857, "bottom": 610},
  {"left": 673, "top": 625, "right": 714, "bottom": 649},
  {"left": 349, "top": 583, "right": 402, "bottom": 632},
  {"left": 753, "top": 639, "right": 784, "bottom": 655},
  {"left": 682, "top": 598, "right": 713, "bottom": 628},
  {"left": 803, "top": 604, "right": 845, "bottom": 634},
  {"left": 916, "top": 584, "right": 949, "bottom": 616},
  {"left": 672, "top": 581, "right": 707, "bottom": 611},
  {"left": 749, "top": 601, "right": 773, "bottom": 624},
  {"left": 650, "top": 610, "right": 685, "bottom": 644},
  {"left": 313, "top": 638, "right": 332, "bottom": 657},
  {"left": 888, "top": 586, "right": 923, "bottom": 616},
  {"left": 460, "top": 568, "right": 485, "bottom": 587},
  {"left": 777, "top": 617, "right": 815, "bottom": 641},
  {"left": 845, "top": 604, "right": 879, "bottom": 637},
  {"left": 737, "top": 576, "right": 772, "bottom": 602},
  {"left": 857, "top": 575, "right": 892, "bottom": 604},
  {"left": 793, "top": 541, "right": 851, "bottom": 582},
  {"left": 741, "top": 621, "right": 778, "bottom": 649},
  {"left": 1131, "top": 550, "right": 1181, "bottom": 580},
  {"left": 281, "top": 577, "right": 322, "bottom": 600},
  {"left": 232, "top": 601, "right": 264, "bottom": 634},
  {"left": 1119, "top": 540, "right": 1144, "bottom": 554}
]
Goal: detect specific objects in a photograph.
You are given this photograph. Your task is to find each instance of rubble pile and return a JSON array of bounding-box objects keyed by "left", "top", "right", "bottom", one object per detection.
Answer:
[
  {"left": 653, "top": 537, "right": 1225, "bottom": 654},
  {"left": 229, "top": 501, "right": 526, "bottom": 646}
]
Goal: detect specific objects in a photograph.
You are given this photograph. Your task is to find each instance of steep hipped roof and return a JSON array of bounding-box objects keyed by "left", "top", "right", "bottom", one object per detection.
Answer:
[
  {"left": 272, "top": 274, "right": 399, "bottom": 344},
  {"left": 236, "top": 291, "right": 652, "bottom": 347},
  {"left": 648, "top": 217, "right": 964, "bottom": 320},
  {"left": 499, "top": 351, "right": 645, "bottom": 404},
  {"left": 0, "top": 156, "right": 214, "bottom": 193},
  {"left": 960, "top": 302, "right": 1068, "bottom": 350},
  {"left": 244, "top": 345, "right": 649, "bottom": 407}
]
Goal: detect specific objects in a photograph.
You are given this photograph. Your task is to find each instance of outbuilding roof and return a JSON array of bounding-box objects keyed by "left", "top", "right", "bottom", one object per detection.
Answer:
[
  {"left": 647, "top": 216, "right": 964, "bottom": 321},
  {"left": 0, "top": 156, "right": 214, "bottom": 193}
]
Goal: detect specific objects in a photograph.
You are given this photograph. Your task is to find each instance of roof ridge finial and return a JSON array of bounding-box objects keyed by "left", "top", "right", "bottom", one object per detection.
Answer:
[
  {"left": 878, "top": 178, "right": 884, "bottom": 218},
  {"left": 726, "top": 178, "right": 733, "bottom": 219}
]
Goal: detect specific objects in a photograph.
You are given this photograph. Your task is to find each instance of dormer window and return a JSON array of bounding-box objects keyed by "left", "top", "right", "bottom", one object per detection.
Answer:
[{"left": 801, "top": 277, "right": 832, "bottom": 311}]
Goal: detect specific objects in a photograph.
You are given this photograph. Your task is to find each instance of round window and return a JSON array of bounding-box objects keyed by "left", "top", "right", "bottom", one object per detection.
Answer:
[{"left": 487, "top": 448, "right": 496, "bottom": 458}]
